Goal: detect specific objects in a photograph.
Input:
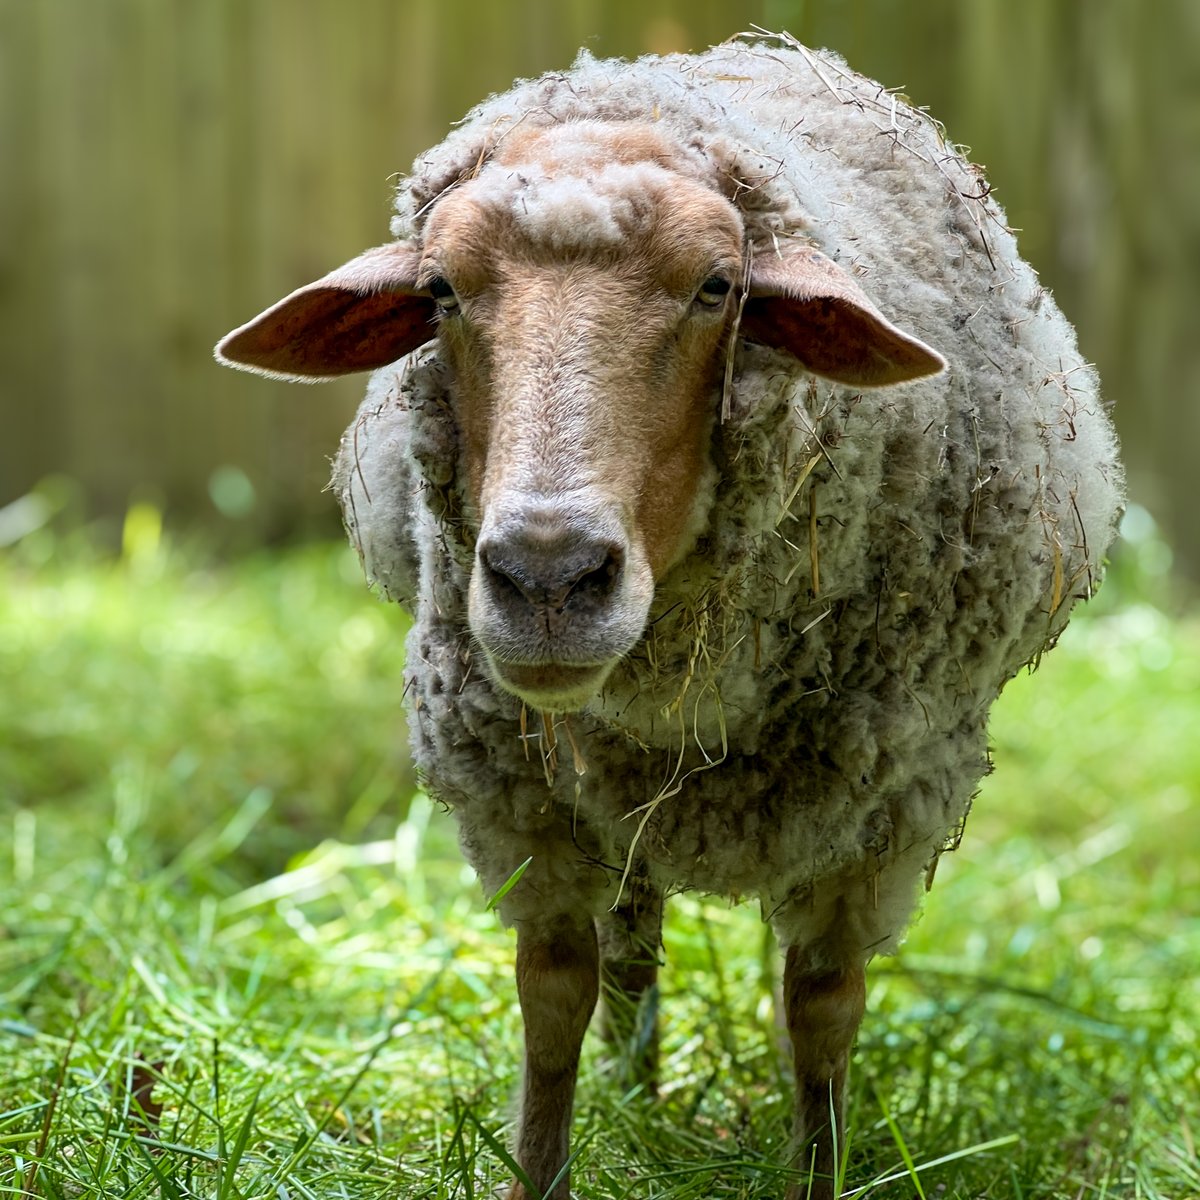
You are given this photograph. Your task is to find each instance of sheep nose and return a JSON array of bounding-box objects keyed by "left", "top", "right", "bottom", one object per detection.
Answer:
[{"left": 477, "top": 520, "right": 624, "bottom": 614}]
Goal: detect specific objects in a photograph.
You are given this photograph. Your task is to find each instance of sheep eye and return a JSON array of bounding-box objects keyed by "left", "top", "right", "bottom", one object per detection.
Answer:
[
  {"left": 695, "top": 275, "right": 732, "bottom": 308},
  {"left": 428, "top": 276, "right": 460, "bottom": 314}
]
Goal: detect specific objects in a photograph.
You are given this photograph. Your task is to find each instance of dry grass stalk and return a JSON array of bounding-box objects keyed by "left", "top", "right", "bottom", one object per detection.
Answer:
[
  {"left": 722, "top": 246, "right": 754, "bottom": 423},
  {"left": 539, "top": 710, "right": 558, "bottom": 786},
  {"left": 808, "top": 484, "right": 821, "bottom": 597},
  {"left": 776, "top": 451, "right": 822, "bottom": 526},
  {"left": 562, "top": 715, "right": 588, "bottom": 777}
]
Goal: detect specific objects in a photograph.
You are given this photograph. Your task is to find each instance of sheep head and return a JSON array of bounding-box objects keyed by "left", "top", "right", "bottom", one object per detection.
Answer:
[{"left": 215, "top": 121, "right": 944, "bottom": 712}]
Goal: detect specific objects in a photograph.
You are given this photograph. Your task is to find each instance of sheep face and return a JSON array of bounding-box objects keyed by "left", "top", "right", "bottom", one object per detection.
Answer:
[
  {"left": 420, "top": 129, "right": 746, "bottom": 710},
  {"left": 214, "top": 120, "right": 944, "bottom": 713}
]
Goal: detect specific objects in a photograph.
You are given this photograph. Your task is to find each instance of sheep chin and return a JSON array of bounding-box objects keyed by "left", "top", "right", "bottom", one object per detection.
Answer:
[{"left": 483, "top": 657, "right": 619, "bottom": 715}]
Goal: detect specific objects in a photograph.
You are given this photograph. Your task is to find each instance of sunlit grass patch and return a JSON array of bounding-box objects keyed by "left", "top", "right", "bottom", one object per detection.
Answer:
[{"left": 1, "top": 531, "right": 415, "bottom": 879}]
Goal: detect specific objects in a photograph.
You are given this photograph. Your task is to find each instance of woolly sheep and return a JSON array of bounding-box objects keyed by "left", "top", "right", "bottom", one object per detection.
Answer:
[{"left": 216, "top": 33, "right": 1124, "bottom": 1200}]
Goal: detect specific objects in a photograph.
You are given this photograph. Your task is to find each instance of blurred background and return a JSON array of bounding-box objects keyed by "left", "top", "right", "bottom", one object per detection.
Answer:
[{"left": 1, "top": 0, "right": 1197, "bottom": 584}]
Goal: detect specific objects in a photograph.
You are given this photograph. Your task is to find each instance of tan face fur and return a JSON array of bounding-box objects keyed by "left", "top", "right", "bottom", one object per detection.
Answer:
[{"left": 420, "top": 125, "right": 745, "bottom": 709}]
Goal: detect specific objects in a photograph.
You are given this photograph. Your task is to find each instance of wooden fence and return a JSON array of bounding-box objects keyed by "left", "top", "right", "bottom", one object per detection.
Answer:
[{"left": 2, "top": 0, "right": 1197, "bottom": 574}]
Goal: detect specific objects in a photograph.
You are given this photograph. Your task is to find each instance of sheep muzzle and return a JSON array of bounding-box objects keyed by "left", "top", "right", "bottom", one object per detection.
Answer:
[{"left": 468, "top": 498, "right": 656, "bottom": 712}]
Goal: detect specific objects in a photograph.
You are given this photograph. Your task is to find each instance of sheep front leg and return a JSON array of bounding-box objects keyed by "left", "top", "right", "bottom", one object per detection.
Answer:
[
  {"left": 782, "top": 948, "right": 866, "bottom": 1200},
  {"left": 595, "top": 879, "right": 663, "bottom": 1092},
  {"left": 509, "top": 916, "right": 599, "bottom": 1200}
]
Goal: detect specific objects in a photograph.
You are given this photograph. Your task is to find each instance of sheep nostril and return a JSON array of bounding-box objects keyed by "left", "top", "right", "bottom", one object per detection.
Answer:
[
  {"left": 479, "top": 539, "right": 623, "bottom": 613},
  {"left": 567, "top": 550, "right": 622, "bottom": 607},
  {"left": 478, "top": 546, "right": 535, "bottom": 606}
]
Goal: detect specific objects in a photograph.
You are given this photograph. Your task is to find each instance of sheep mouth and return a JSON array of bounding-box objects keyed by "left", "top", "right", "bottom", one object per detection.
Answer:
[{"left": 487, "top": 659, "right": 614, "bottom": 712}]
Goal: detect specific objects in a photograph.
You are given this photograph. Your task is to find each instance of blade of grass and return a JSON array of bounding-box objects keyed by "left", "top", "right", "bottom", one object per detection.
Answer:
[
  {"left": 485, "top": 857, "right": 532, "bottom": 912},
  {"left": 457, "top": 1103, "right": 592, "bottom": 1200},
  {"left": 845, "top": 1132, "right": 1020, "bottom": 1197},
  {"left": 873, "top": 1085, "right": 926, "bottom": 1200},
  {"left": 460, "top": 1104, "right": 539, "bottom": 1197},
  {"left": 217, "top": 1080, "right": 263, "bottom": 1200}
]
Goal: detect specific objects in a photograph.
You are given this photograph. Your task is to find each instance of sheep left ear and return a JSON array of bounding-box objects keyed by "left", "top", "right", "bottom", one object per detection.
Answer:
[
  {"left": 214, "top": 242, "right": 434, "bottom": 382},
  {"left": 741, "top": 245, "right": 946, "bottom": 386}
]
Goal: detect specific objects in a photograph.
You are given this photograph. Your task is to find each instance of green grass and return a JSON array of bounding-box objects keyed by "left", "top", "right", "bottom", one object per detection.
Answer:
[{"left": 1, "top": 510, "right": 1197, "bottom": 1199}]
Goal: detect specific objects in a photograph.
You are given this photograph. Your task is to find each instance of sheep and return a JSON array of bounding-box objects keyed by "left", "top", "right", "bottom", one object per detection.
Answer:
[{"left": 215, "top": 33, "right": 1124, "bottom": 1200}]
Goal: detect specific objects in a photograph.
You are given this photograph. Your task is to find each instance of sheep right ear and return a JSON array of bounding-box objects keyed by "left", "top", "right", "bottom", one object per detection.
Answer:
[
  {"left": 214, "top": 242, "right": 434, "bottom": 382},
  {"left": 742, "top": 245, "right": 946, "bottom": 387}
]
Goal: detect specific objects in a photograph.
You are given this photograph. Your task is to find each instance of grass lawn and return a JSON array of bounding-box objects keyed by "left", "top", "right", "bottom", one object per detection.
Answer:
[{"left": 1, "top": 511, "right": 1197, "bottom": 1199}]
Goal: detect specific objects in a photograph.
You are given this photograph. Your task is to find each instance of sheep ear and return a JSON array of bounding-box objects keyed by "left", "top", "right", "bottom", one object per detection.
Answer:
[
  {"left": 742, "top": 246, "right": 946, "bottom": 386},
  {"left": 214, "top": 242, "right": 434, "bottom": 381}
]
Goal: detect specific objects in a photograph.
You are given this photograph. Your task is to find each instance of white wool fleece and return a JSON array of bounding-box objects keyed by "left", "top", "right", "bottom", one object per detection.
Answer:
[{"left": 333, "top": 38, "right": 1123, "bottom": 965}]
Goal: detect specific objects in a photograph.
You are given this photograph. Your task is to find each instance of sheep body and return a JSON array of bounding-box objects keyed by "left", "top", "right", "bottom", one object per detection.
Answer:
[
  {"left": 199, "top": 33, "right": 1129, "bottom": 1196},
  {"left": 333, "top": 39, "right": 1122, "bottom": 960}
]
